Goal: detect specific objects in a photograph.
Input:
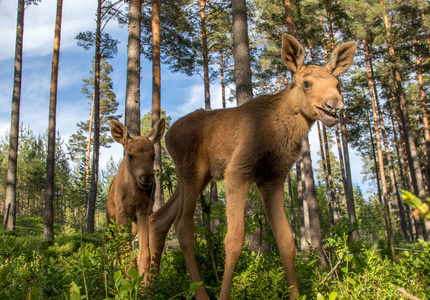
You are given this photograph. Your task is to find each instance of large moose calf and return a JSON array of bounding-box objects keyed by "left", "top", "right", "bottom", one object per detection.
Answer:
[
  {"left": 107, "top": 119, "right": 165, "bottom": 281},
  {"left": 149, "top": 34, "right": 356, "bottom": 299}
]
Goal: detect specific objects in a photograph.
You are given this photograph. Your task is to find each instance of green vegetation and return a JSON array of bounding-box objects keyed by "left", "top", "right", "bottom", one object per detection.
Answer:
[{"left": 1, "top": 216, "right": 428, "bottom": 299}]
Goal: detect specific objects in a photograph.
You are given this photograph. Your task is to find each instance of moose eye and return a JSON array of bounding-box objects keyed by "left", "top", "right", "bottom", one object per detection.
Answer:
[
  {"left": 128, "top": 154, "right": 133, "bottom": 160},
  {"left": 303, "top": 81, "right": 311, "bottom": 88}
]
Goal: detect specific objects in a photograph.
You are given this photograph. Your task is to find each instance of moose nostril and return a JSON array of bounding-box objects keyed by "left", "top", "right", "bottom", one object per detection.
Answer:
[{"left": 140, "top": 175, "right": 153, "bottom": 185}]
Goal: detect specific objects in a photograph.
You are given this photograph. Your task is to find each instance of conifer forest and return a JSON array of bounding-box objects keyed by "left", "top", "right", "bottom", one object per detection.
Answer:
[{"left": 1, "top": 0, "right": 430, "bottom": 299}]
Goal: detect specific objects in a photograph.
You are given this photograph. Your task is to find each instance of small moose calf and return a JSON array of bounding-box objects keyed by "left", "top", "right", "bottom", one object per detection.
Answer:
[{"left": 107, "top": 118, "right": 165, "bottom": 281}]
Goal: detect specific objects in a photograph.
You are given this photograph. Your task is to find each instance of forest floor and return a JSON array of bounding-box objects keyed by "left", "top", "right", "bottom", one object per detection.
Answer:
[{"left": 0, "top": 217, "right": 429, "bottom": 299}]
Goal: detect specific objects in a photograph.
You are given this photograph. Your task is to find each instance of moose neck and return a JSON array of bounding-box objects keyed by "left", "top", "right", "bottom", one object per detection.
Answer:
[
  {"left": 118, "top": 159, "right": 138, "bottom": 190},
  {"left": 273, "top": 86, "right": 315, "bottom": 149}
]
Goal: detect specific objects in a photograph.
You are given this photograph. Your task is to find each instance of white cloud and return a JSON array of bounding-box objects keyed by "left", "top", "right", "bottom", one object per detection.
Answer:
[
  {"left": 168, "top": 82, "right": 236, "bottom": 120},
  {"left": 0, "top": 0, "right": 98, "bottom": 61}
]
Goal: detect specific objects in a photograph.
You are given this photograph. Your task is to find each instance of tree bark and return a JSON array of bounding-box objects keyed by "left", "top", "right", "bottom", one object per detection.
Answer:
[
  {"left": 339, "top": 112, "right": 359, "bottom": 240},
  {"left": 44, "top": 0, "right": 63, "bottom": 240},
  {"left": 366, "top": 40, "right": 410, "bottom": 241},
  {"left": 324, "top": 0, "right": 358, "bottom": 240},
  {"left": 381, "top": 0, "right": 428, "bottom": 238},
  {"left": 388, "top": 103, "right": 414, "bottom": 240},
  {"left": 362, "top": 38, "right": 395, "bottom": 259},
  {"left": 85, "top": 93, "right": 95, "bottom": 190},
  {"left": 219, "top": 49, "right": 226, "bottom": 108},
  {"left": 414, "top": 38, "right": 430, "bottom": 188},
  {"left": 317, "top": 122, "right": 337, "bottom": 227},
  {"left": 4, "top": 0, "right": 25, "bottom": 231},
  {"left": 200, "top": 0, "right": 210, "bottom": 111},
  {"left": 86, "top": 0, "right": 102, "bottom": 233},
  {"left": 231, "top": 0, "right": 253, "bottom": 105},
  {"left": 284, "top": 0, "right": 295, "bottom": 35},
  {"left": 287, "top": 173, "right": 297, "bottom": 247},
  {"left": 152, "top": 0, "right": 163, "bottom": 211},
  {"left": 125, "top": 0, "right": 141, "bottom": 137},
  {"left": 297, "top": 159, "right": 309, "bottom": 252},
  {"left": 302, "top": 135, "right": 326, "bottom": 262}
]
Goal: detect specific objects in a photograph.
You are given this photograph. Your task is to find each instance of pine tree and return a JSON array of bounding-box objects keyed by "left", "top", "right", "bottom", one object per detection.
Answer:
[
  {"left": 232, "top": 0, "right": 253, "bottom": 105},
  {"left": 44, "top": 0, "right": 63, "bottom": 240},
  {"left": 4, "top": 0, "right": 41, "bottom": 231},
  {"left": 125, "top": 0, "right": 142, "bottom": 137},
  {"left": 76, "top": 0, "right": 120, "bottom": 233}
]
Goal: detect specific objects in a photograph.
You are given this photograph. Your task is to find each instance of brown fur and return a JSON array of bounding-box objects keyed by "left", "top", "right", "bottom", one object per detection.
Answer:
[
  {"left": 107, "top": 118, "right": 165, "bottom": 281},
  {"left": 148, "top": 34, "right": 356, "bottom": 299}
]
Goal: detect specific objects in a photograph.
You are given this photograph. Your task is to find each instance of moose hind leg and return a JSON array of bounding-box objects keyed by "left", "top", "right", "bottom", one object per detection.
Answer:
[
  {"left": 258, "top": 180, "right": 298, "bottom": 300},
  {"left": 148, "top": 187, "right": 181, "bottom": 276}
]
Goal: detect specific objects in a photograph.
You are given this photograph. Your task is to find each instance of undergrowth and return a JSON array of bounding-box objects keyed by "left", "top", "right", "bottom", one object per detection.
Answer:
[{"left": 0, "top": 217, "right": 429, "bottom": 299}]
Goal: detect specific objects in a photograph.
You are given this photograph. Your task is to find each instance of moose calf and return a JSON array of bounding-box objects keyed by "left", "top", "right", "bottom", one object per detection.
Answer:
[
  {"left": 148, "top": 34, "right": 356, "bottom": 300},
  {"left": 107, "top": 119, "right": 165, "bottom": 281}
]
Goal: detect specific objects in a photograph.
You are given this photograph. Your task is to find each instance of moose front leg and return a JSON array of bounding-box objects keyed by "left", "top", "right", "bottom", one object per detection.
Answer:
[
  {"left": 175, "top": 179, "right": 211, "bottom": 300},
  {"left": 257, "top": 180, "right": 298, "bottom": 300},
  {"left": 136, "top": 213, "right": 150, "bottom": 284},
  {"left": 219, "top": 173, "right": 252, "bottom": 300}
]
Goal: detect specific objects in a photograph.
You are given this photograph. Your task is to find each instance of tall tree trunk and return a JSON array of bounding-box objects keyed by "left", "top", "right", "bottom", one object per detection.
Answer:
[
  {"left": 420, "top": 5, "right": 430, "bottom": 47},
  {"left": 219, "top": 48, "right": 226, "bottom": 109},
  {"left": 200, "top": 0, "right": 210, "bottom": 111},
  {"left": 287, "top": 173, "right": 297, "bottom": 247},
  {"left": 324, "top": 0, "right": 358, "bottom": 240},
  {"left": 44, "top": 0, "right": 63, "bottom": 240},
  {"left": 152, "top": 0, "right": 163, "bottom": 211},
  {"left": 365, "top": 41, "right": 410, "bottom": 241},
  {"left": 85, "top": 93, "right": 95, "bottom": 190},
  {"left": 231, "top": 0, "right": 253, "bottom": 105},
  {"left": 297, "top": 159, "right": 309, "bottom": 252},
  {"left": 284, "top": 0, "right": 294, "bottom": 34},
  {"left": 86, "top": 0, "right": 102, "bottom": 233},
  {"left": 302, "top": 135, "right": 326, "bottom": 262},
  {"left": 323, "top": 127, "right": 339, "bottom": 224},
  {"left": 339, "top": 112, "right": 359, "bottom": 240},
  {"left": 414, "top": 38, "right": 430, "bottom": 187},
  {"left": 381, "top": 1, "right": 428, "bottom": 225},
  {"left": 4, "top": 0, "right": 25, "bottom": 231},
  {"left": 394, "top": 100, "right": 425, "bottom": 240},
  {"left": 317, "top": 122, "right": 337, "bottom": 227},
  {"left": 362, "top": 39, "right": 395, "bottom": 259},
  {"left": 388, "top": 103, "right": 414, "bottom": 240},
  {"left": 365, "top": 108, "right": 382, "bottom": 206},
  {"left": 125, "top": 0, "right": 141, "bottom": 137}
]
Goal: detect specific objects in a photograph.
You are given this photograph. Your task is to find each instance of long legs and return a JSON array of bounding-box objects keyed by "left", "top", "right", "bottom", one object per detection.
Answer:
[
  {"left": 150, "top": 168, "right": 300, "bottom": 300},
  {"left": 149, "top": 173, "right": 210, "bottom": 299},
  {"left": 148, "top": 188, "right": 180, "bottom": 274},
  {"left": 257, "top": 180, "right": 298, "bottom": 300},
  {"left": 136, "top": 214, "right": 150, "bottom": 283},
  {"left": 219, "top": 174, "right": 251, "bottom": 300}
]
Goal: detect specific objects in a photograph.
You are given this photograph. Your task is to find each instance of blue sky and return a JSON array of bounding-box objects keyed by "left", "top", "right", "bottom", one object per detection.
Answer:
[{"left": 0, "top": 0, "right": 369, "bottom": 194}]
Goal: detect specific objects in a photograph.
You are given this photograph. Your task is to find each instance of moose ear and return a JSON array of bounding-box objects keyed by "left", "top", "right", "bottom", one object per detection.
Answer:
[
  {"left": 147, "top": 118, "right": 165, "bottom": 144},
  {"left": 326, "top": 41, "right": 357, "bottom": 76},
  {"left": 110, "top": 120, "right": 130, "bottom": 146},
  {"left": 281, "top": 34, "right": 305, "bottom": 73}
]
